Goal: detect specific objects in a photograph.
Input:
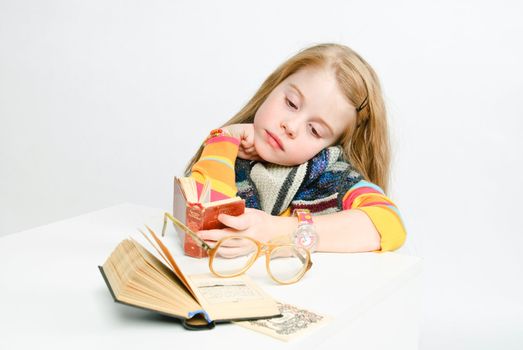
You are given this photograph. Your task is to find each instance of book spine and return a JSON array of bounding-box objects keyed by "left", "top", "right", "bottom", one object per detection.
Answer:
[{"left": 184, "top": 204, "right": 209, "bottom": 258}]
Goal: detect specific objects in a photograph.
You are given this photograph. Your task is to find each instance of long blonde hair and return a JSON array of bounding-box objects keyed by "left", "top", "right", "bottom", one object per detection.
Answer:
[{"left": 185, "top": 43, "right": 391, "bottom": 192}]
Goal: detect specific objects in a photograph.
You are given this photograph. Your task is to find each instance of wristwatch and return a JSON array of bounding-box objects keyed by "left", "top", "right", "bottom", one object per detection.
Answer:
[{"left": 291, "top": 209, "right": 319, "bottom": 252}]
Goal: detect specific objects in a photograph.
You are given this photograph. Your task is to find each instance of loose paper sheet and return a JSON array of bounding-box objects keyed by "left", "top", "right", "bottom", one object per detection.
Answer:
[{"left": 234, "top": 302, "right": 331, "bottom": 341}]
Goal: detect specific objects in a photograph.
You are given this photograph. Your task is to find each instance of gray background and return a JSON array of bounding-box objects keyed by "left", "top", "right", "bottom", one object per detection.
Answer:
[{"left": 1, "top": 0, "right": 522, "bottom": 348}]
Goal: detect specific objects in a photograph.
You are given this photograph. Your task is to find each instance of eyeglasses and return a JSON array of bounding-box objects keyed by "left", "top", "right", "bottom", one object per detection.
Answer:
[{"left": 162, "top": 213, "right": 313, "bottom": 285}]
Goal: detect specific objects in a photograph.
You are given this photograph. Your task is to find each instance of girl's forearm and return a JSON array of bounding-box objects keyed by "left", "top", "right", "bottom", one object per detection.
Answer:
[
  {"left": 270, "top": 210, "right": 381, "bottom": 253},
  {"left": 314, "top": 209, "right": 381, "bottom": 252}
]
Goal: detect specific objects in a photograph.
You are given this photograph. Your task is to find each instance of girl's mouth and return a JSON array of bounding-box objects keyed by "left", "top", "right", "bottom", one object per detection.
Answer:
[{"left": 266, "top": 130, "right": 284, "bottom": 151}]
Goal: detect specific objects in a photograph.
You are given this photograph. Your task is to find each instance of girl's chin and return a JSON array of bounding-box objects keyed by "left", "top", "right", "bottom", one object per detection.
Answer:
[
  {"left": 258, "top": 150, "right": 294, "bottom": 166},
  {"left": 255, "top": 142, "right": 302, "bottom": 166}
]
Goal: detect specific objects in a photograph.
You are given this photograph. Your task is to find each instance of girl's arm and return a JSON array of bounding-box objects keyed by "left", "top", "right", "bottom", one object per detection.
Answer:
[
  {"left": 313, "top": 209, "right": 383, "bottom": 252},
  {"left": 216, "top": 208, "right": 382, "bottom": 253},
  {"left": 190, "top": 125, "right": 258, "bottom": 199},
  {"left": 215, "top": 181, "right": 406, "bottom": 253},
  {"left": 258, "top": 181, "right": 406, "bottom": 253},
  {"left": 340, "top": 181, "right": 406, "bottom": 252},
  {"left": 190, "top": 131, "right": 240, "bottom": 199},
  {"left": 191, "top": 128, "right": 405, "bottom": 253},
  {"left": 259, "top": 210, "right": 382, "bottom": 253}
]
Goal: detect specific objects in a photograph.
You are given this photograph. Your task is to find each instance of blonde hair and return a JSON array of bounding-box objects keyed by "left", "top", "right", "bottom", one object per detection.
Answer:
[{"left": 185, "top": 43, "right": 391, "bottom": 192}]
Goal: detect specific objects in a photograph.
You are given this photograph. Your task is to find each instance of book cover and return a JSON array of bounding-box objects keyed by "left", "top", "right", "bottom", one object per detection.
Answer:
[{"left": 173, "top": 177, "right": 245, "bottom": 258}]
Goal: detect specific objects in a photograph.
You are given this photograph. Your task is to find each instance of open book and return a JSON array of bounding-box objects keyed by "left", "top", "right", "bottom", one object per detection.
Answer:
[
  {"left": 172, "top": 176, "right": 245, "bottom": 258},
  {"left": 99, "top": 227, "right": 280, "bottom": 330}
]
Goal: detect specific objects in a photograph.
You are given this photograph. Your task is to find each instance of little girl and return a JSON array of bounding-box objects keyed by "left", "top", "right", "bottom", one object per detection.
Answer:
[{"left": 185, "top": 43, "right": 406, "bottom": 256}]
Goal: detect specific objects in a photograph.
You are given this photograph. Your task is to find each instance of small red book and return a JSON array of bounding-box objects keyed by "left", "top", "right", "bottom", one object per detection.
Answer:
[{"left": 173, "top": 177, "right": 245, "bottom": 258}]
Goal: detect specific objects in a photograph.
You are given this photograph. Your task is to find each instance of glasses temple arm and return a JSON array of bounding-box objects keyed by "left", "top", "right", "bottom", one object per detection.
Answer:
[
  {"left": 269, "top": 234, "right": 312, "bottom": 270},
  {"left": 162, "top": 212, "right": 212, "bottom": 251},
  {"left": 290, "top": 246, "right": 313, "bottom": 269}
]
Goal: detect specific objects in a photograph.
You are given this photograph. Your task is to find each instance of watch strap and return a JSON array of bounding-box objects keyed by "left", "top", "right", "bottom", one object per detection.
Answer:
[{"left": 294, "top": 209, "right": 313, "bottom": 225}]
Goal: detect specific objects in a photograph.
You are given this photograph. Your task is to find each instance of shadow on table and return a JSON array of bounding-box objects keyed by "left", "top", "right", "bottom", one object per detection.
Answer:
[{"left": 94, "top": 287, "right": 189, "bottom": 328}]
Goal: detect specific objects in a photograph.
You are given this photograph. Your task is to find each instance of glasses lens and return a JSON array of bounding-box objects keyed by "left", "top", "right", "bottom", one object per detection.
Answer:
[
  {"left": 268, "top": 245, "right": 309, "bottom": 284},
  {"left": 211, "top": 237, "right": 258, "bottom": 277}
]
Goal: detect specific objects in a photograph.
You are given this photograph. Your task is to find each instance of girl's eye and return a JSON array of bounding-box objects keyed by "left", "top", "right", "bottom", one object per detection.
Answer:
[
  {"left": 285, "top": 97, "right": 298, "bottom": 110},
  {"left": 309, "top": 124, "right": 321, "bottom": 138}
]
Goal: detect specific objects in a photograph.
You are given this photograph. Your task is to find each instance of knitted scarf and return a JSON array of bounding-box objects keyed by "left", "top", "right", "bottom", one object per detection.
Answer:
[{"left": 235, "top": 146, "right": 363, "bottom": 216}]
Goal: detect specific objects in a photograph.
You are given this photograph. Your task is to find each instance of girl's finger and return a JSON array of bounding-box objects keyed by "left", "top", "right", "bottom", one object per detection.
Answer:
[
  {"left": 197, "top": 228, "right": 234, "bottom": 241},
  {"left": 215, "top": 236, "right": 246, "bottom": 248},
  {"left": 241, "top": 139, "right": 253, "bottom": 147},
  {"left": 215, "top": 245, "right": 254, "bottom": 258},
  {"left": 218, "top": 213, "right": 250, "bottom": 231}
]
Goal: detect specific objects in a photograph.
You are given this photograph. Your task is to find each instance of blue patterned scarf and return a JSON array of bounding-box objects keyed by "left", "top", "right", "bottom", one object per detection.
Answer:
[{"left": 235, "top": 146, "right": 362, "bottom": 216}]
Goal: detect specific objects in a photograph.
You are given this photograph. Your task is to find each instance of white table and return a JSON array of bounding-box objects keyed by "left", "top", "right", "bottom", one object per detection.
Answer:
[{"left": 0, "top": 204, "right": 422, "bottom": 349}]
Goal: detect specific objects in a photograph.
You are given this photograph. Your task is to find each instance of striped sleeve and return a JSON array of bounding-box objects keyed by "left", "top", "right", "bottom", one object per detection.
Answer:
[
  {"left": 191, "top": 134, "right": 240, "bottom": 200},
  {"left": 342, "top": 180, "right": 406, "bottom": 251}
]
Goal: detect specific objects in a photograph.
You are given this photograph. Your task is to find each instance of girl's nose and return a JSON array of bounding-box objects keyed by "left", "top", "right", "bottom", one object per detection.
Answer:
[{"left": 281, "top": 120, "right": 297, "bottom": 139}]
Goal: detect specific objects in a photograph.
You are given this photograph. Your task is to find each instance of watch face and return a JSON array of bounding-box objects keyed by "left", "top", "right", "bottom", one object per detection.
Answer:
[{"left": 294, "top": 226, "right": 318, "bottom": 251}]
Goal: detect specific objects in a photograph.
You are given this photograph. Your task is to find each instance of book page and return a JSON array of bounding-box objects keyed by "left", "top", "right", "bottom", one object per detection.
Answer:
[
  {"left": 186, "top": 273, "right": 280, "bottom": 322},
  {"left": 199, "top": 179, "right": 211, "bottom": 203},
  {"left": 139, "top": 226, "right": 196, "bottom": 298},
  {"left": 178, "top": 177, "right": 198, "bottom": 203}
]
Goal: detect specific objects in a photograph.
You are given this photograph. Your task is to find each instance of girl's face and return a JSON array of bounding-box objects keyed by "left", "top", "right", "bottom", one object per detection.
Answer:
[{"left": 253, "top": 66, "right": 356, "bottom": 166}]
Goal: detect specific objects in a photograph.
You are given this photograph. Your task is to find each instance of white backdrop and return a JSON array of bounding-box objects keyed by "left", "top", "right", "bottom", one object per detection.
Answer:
[{"left": 1, "top": 0, "right": 522, "bottom": 348}]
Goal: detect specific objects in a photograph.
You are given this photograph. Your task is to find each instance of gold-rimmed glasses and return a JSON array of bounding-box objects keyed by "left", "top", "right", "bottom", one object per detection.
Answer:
[{"left": 162, "top": 213, "right": 312, "bottom": 285}]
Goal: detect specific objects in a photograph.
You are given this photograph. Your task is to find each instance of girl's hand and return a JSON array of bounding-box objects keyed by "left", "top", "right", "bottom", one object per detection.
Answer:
[
  {"left": 223, "top": 124, "right": 261, "bottom": 161},
  {"left": 197, "top": 208, "right": 277, "bottom": 258}
]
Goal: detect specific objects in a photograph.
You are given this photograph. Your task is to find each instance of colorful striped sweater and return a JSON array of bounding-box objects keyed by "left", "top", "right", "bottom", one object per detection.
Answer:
[{"left": 191, "top": 134, "right": 406, "bottom": 251}]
